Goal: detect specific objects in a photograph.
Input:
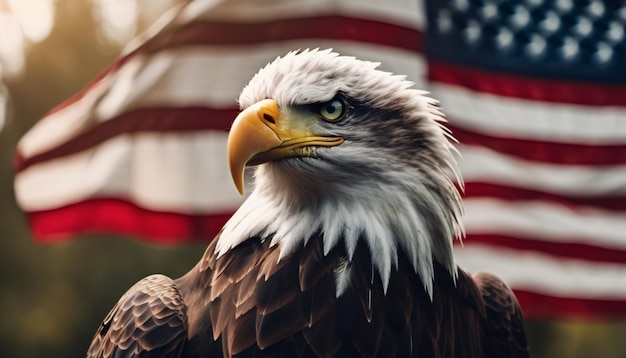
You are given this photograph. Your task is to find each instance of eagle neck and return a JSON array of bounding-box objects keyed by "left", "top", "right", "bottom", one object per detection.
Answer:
[{"left": 216, "top": 169, "right": 459, "bottom": 299}]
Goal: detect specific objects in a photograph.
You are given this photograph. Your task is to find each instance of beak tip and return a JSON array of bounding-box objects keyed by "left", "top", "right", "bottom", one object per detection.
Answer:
[
  {"left": 236, "top": 182, "right": 245, "bottom": 196},
  {"left": 229, "top": 162, "right": 246, "bottom": 196}
]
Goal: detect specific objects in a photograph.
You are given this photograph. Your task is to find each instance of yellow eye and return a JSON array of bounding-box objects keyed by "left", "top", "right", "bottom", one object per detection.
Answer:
[{"left": 319, "top": 98, "right": 346, "bottom": 121}]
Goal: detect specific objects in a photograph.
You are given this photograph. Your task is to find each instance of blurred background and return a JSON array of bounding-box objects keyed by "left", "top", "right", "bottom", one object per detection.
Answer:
[
  {"left": 1, "top": 1, "right": 626, "bottom": 357},
  {"left": 1, "top": 1, "right": 205, "bottom": 357}
]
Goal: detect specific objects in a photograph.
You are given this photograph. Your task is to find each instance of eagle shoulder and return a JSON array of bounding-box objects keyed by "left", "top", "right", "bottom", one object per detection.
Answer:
[
  {"left": 472, "top": 271, "right": 530, "bottom": 357},
  {"left": 86, "top": 274, "right": 188, "bottom": 358}
]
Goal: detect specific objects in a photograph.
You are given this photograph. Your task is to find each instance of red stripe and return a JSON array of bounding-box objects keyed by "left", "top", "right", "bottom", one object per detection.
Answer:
[
  {"left": 15, "top": 107, "right": 239, "bottom": 172},
  {"left": 463, "top": 182, "right": 626, "bottom": 212},
  {"left": 457, "top": 234, "right": 626, "bottom": 265},
  {"left": 45, "top": 16, "right": 422, "bottom": 117},
  {"left": 26, "top": 198, "right": 234, "bottom": 244},
  {"left": 514, "top": 289, "right": 626, "bottom": 320},
  {"left": 150, "top": 16, "right": 423, "bottom": 52},
  {"left": 449, "top": 123, "right": 626, "bottom": 166},
  {"left": 429, "top": 60, "right": 626, "bottom": 106}
]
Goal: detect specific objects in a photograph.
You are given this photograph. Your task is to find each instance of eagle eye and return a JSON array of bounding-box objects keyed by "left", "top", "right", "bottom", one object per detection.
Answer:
[{"left": 319, "top": 96, "right": 347, "bottom": 122}]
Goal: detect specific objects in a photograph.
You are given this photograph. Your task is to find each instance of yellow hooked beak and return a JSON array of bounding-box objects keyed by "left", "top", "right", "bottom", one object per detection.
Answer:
[{"left": 227, "top": 99, "right": 344, "bottom": 195}]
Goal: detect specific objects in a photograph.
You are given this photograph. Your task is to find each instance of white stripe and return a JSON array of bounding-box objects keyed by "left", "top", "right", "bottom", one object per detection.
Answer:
[
  {"left": 455, "top": 244, "right": 626, "bottom": 299},
  {"left": 97, "top": 43, "right": 425, "bottom": 117},
  {"left": 458, "top": 144, "right": 626, "bottom": 196},
  {"left": 15, "top": 131, "right": 246, "bottom": 213},
  {"left": 463, "top": 198, "right": 626, "bottom": 250},
  {"left": 431, "top": 83, "right": 626, "bottom": 145},
  {"left": 186, "top": 0, "right": 425, "bottom": 30},
  {"left": 18, "top": 44, "right": 424, "bottom": 160}
]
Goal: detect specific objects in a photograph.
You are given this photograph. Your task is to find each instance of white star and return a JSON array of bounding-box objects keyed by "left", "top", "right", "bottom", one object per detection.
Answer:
[
  {"left": 437, "top": 10, "right": 453, "bottom": 34},
  {"left": 586, "top": 1, "right": 605, "bottom": 18},
  {"left": 606, "top": 21, "right": 624, "bottom": 43},
  {"left": 561, "top": 37, "right": 579, "bottom": 60},
  {"left": 555, "top": 0, "right": 573, "bottom": 14},
  {"left": 495, "top": 27, "right": 514, "bottom": 50},
  {"left": 540, "top": 11, "right": 561, "bottom": 34},
  {"left": 594, "top": 42, "right": 613, "bottom": 64},
  {"left": 480, "top": 3, "right": 499, "bottom": 22},
  {"left": 510, "top": 5, "right": 530, "bottom": 30},
  {"left": 525, "top": 34, "right": 546, "bottom": 58},
  {"left": 464, "top": 20, "right": 482, "bottom": 44},
  {"left": 573, "top": 16, "right": 593, "bottom": 38}
]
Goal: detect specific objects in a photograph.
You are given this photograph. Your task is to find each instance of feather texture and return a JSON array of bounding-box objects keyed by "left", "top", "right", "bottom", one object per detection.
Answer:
[
  {"left": 86, "top": 275, "right": 188, "bottom": 358},
  {"left": 88, "top": 233, "right": 529, "bottom": 357},
  {"left": 86, "top": 49, "right": 529, "bottom": 357}
]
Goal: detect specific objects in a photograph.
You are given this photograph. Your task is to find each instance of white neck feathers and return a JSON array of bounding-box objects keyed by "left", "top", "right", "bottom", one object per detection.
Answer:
[{"left": 215, "top": 164, "right": 460, "bottom": 299}]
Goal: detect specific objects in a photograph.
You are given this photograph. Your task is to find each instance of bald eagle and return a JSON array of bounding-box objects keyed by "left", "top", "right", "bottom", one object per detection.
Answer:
[{"left": 87, "top": 49, "right": 529, "bottom": 357}]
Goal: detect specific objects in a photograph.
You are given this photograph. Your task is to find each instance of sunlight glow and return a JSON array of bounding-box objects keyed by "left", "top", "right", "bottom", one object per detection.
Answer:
[
  {"left": 93, "top": 0, "right": 138, "bottom": 45},
  {"left": 6, "top": 0, "right": 55, "bottom": 43},
  {"left": 0, "top": 10, "right": 25, "bottom": 77}
]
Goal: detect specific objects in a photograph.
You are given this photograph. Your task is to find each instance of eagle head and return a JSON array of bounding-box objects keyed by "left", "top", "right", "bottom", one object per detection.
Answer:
[{"left": 219, "top": 49, "right": 463, "bottom": 297}]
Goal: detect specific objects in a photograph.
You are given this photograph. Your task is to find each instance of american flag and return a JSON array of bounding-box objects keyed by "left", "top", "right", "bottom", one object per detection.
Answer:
[{"left": 14, "top": 0, "right": 626, "bottom": 319}]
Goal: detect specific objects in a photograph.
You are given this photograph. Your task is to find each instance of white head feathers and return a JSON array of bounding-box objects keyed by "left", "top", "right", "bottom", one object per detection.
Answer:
[{"left": 217, "top": 49, "right": 464, "bottom": 299}]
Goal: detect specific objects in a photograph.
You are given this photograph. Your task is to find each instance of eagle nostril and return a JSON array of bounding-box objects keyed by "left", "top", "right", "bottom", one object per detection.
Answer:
[{"left": 263, "top": 113, "right": 276, "bottom": 124}]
